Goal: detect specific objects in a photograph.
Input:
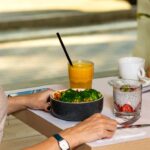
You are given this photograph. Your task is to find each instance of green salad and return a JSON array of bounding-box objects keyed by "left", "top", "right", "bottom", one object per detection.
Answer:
[{"left": 54, "top": 89, "right": 102, "bottom": 103}]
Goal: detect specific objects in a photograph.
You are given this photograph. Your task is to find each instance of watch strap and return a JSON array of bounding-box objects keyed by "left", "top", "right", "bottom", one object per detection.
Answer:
[
  {"left": 53, "top": 134, "right": 70, "bottom": 150},
  {"left": 53, "top": 133, "right": 64, "bottom": 141}
]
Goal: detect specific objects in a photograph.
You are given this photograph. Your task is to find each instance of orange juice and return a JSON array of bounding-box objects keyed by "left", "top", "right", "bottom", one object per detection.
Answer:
[{"left": 68, "top": 60, "right": 94, "bottom": 89}]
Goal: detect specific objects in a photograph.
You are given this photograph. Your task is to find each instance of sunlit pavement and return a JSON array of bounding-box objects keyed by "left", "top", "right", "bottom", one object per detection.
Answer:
[
  {"left": 0, "top": 0, "right": 131, "bottom": 13},
  {"left": 0, "top": 0, "right": 136, "bottom": 31},
  {"left": 0, "top": 21, "right": 136, "bottom": 86}
]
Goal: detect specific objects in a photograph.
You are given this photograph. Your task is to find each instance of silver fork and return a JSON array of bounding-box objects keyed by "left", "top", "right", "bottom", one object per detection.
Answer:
[
  {"left": 117, "top": 123, "right": 150, "bottom": 129},
  {"left": 118, "top": 115, "right": 140, "bottom": 126}
]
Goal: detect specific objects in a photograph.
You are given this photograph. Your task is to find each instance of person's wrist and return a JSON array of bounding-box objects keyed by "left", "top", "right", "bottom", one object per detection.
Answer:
[
  {"left": 60, "top": 127, "right": 83, "bottom": 149},
  {"left": 18, "top": 95, "right": 32, "bottom": 109},
  {"left": 53, "top": 133, "right": 70, "bottom": 150},
  {"left": 18, "top": 96, "right": 28, "bottom": 109}
]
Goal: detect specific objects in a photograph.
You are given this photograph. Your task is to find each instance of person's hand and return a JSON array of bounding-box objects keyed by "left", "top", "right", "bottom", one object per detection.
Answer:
[
  {"left": 8, "top": 89, "right": 52, "bottom": 114},
  {"left": 24, "top": 89, "right": 51, "bottom": 111},
  {"left": 60, "top": 113, "right": 117, "bottom": 149}
]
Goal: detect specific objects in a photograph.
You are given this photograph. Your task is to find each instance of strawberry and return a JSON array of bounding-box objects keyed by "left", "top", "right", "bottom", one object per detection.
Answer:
[{"left": 121, "top": 104, "right": 134, "bottom": 112}]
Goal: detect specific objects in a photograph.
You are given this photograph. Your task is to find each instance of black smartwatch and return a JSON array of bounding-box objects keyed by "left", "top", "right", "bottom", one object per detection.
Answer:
[{"left": 53, "top": 134, "right": 70, "bottom": 150}]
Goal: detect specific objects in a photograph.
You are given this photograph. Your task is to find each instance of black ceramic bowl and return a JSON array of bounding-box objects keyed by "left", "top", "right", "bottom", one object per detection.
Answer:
[{"left": 49, "top": 89, "right": 103, "bottom": 121}]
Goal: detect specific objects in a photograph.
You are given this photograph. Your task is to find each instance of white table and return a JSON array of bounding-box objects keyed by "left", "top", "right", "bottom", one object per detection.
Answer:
[{"left": 12, "top": 77, "right": 150, "bottom": 150}]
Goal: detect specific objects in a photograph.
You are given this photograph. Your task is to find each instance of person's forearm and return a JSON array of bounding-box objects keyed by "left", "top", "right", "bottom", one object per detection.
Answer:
[
  {"left": 7, "top": 95, "right": 32, "bottom": 114},
  {"left": 23, "top": 127, "right": 79, "bottom": 150},
  {"left": 23, "top": 137, "right": 60, "bottom": 150},
  {"left": 7, "top": 90, "right": 50, "bottom": 115}
]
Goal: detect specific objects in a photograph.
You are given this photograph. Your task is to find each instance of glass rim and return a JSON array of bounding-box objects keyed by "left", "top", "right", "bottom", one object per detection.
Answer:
[
  {"left": 68, "top": 59, "right": 94, "bottom": 65},
  {"left": 108, "top": 79, "right": 142, "bottom": 88},
  {"left": 119, "top": 57, "right": 145, "bottom": 64}
]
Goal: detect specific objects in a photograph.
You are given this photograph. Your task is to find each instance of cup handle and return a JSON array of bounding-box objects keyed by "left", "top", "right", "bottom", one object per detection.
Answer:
[
  {"left": 138, "top": 67, "right": 146, "bottom": 79},
  {"left": 137, "top": 68, "right": 150, "bottom": 86}
]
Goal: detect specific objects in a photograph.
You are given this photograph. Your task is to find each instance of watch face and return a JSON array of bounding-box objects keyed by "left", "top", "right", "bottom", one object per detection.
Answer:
[{"left": 59, "top": 139, "right": 69, "bottom": 150}]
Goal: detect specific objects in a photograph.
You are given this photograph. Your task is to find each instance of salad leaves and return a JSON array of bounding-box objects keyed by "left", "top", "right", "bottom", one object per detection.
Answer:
[{"left": 56, "top": 89, "right": 102, "bottom": 103}]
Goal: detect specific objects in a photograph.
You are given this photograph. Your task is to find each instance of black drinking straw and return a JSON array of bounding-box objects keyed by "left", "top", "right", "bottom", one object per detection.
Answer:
[{"left": 56, "top": 32, "right": 73, "bottom": 66}]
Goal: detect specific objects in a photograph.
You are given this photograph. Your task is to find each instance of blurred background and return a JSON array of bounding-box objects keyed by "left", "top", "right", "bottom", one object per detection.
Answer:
[
  {"left": 0, "top": 0, "right": 138, "bottom": 150},
  {"left": 0, "top": 0, "right": 137, "bottom": 89}
]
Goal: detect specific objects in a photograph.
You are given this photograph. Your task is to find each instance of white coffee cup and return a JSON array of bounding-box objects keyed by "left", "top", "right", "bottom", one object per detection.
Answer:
[{"left": 118, "top": 57, "right": 146, "bottom": 80}]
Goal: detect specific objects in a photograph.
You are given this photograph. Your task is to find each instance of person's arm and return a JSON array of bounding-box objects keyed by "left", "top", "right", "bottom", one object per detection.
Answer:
[
  {"left": 24, "top": 113, "right": 117, "bottom": 150},
  {"left": 0, "top": 87, "right": 8, "bottom": 143},
  {"left": 7, "top": 90, "right": 51, "bottom": 114}
]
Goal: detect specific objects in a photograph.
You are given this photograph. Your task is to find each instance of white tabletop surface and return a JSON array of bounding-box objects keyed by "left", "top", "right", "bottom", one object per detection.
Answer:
[{"left": 8, "top": 77, "right": 150, "bottom": 148}]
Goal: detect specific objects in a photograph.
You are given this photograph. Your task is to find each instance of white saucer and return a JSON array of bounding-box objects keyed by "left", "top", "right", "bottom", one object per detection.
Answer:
[{"left": 141, "top": 78, "right": 150, "bottom": 93}]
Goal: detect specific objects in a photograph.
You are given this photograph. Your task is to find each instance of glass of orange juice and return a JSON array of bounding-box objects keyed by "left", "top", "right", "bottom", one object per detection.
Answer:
[{"left": 68, "top": 60, "right": 94, "bottom": 89}]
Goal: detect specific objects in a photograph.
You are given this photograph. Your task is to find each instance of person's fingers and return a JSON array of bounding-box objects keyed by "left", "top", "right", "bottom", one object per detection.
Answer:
[
  {"left": 74, "top": 119, "right": 117, "bottom": 139},
  {"left": 91, "top": 114, "right": 117, "bottom": 128},
  {"left": 47, "top": 97, "right": 51, "bottom": 103},
  {"left": 85, "top": 113, "right": 117, "bottom": 127},
  {"left": 99, "top": 117, "right": 117, "bottom": 127},
  {"left": 99, "top": 130, "right": 115, "bottom": 139},
  {"left": 87, "top": 120, "right": 116, "bottom": 133},
  {"left": 44, "top": 104, "right": 51, "bottom": 112},
  {"left": 83, "top": 113, "right": 102, "bottom": 122},
  {"left": 96, "top": 114, "right": 117, "bottom": 125},
  {"left": 86, "top": 113, "right": 111, "bottom": 123},
  {"left": 102, "top": 122, "right": 117, "bottom": 132}
]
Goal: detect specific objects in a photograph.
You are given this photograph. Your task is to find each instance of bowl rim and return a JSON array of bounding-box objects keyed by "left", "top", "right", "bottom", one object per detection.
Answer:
[{"left": 50, "top": 88, "right": 103, "bottom": 104}]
